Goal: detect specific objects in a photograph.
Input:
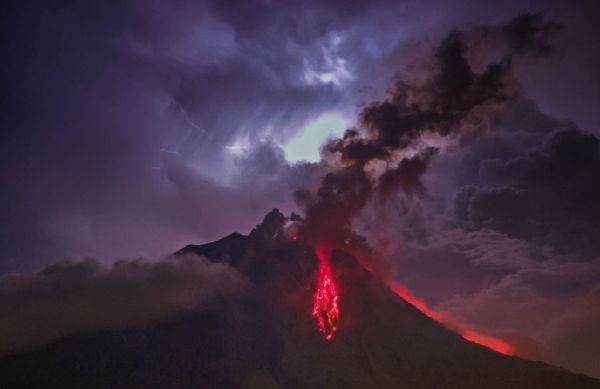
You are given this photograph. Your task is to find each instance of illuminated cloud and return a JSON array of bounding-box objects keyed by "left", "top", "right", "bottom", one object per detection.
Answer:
[{"left": 284, "top": 112, "right": 350, "bottom": 162}]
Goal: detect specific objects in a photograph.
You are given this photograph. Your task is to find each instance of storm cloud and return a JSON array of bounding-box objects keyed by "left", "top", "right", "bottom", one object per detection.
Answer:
[{"left": 454, "top": 127, "right": 600, "bottom": 259}]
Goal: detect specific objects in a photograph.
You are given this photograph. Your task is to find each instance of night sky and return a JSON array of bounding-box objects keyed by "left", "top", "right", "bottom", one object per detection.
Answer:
[{"left": 1, "top": 0, "right": 600, "bottom": 379}]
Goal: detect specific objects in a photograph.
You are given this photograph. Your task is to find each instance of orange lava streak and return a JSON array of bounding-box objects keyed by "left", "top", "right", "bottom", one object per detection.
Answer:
[
  {"left": 462, "top": 330, "right": 514, "bottom": 356},
  {"left": 391, "top": 283, "right": 514, "bottom": 355},
  {"left": 312, "top": 247, "right": 340, "bottom": 341}
]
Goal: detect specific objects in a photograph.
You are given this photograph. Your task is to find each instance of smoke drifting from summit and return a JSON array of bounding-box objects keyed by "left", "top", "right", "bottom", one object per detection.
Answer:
[{"left": 295, "top": 13, "right": 561, "bottom": 261}]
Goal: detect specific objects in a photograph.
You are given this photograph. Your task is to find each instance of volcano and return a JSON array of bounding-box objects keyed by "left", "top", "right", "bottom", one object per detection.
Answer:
[{"left": 1, "top": 209, "right": 599, "bottom": 389}]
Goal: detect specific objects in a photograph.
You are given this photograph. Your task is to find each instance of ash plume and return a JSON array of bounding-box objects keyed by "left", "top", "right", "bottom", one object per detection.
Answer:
[{"left": 295, "top": 13, "right": 562, "bottom": 267}]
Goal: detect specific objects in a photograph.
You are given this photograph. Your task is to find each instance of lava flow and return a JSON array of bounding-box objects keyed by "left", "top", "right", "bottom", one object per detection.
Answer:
[
  {"left": 391, "top": 283, "right": 514, "bottom": 355},
  {"left": 312, "top": 247, "right": 340, "bottom": 341}
]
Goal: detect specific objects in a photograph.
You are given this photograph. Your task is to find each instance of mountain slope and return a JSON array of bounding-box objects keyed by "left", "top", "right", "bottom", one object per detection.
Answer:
[{"left": 1, "top": 209, "right": 599, "bottom": 388}]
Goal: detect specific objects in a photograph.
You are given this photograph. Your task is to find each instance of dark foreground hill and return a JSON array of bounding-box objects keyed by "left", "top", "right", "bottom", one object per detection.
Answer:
[{"left": 1, "top": 209, "right": 599, "bottom": 388}]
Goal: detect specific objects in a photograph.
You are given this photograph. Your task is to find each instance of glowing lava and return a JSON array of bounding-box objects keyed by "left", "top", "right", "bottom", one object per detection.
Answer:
[
  {"left": 312, "top": 247, "right": 340, "bottom": 341},
  {"left": 390, "top": 282, "right": 514, "bottom": 355},
  {"left": 308, "top": 246, "right": 512, "bottom": 352},
  {"left": 462, "top": 330, "right": 514, "bottom": 356}
]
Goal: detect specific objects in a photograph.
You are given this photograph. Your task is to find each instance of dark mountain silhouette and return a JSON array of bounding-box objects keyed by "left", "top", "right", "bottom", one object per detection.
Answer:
[{"left": 1, "top": 209, "right": 599, "bottom": 388}]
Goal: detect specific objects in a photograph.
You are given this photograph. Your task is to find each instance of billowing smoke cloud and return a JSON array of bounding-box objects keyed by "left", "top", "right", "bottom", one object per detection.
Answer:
[
  {"left": 295, "top": 13, "right": 560, "bottom": 260},
  {"left": 454, "top": 127, "right": 600, "bottom": 259},
  {"left": 0, "top": 254, "right": 248, "bottom": 355}
]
